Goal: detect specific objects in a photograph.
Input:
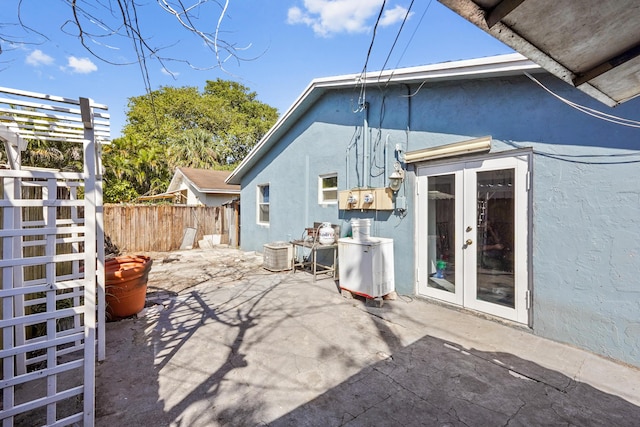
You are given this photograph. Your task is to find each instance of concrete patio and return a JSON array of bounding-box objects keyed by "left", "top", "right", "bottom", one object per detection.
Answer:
[{"left": 95, "top": 247, "right": 640, "bottom": 426}]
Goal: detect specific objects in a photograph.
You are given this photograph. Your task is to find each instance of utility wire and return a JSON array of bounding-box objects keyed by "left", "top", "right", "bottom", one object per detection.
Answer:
[
  {"left": 361, "top": 0, "right": 387, "bottom": 77},
  {"left": 354, "top": 0, "right": 387, "bottom": 111},
  {"left": 378, "top": 0, "right": 416, "bottom": 87},
  {"left": 524, "top": 72, "right": 640, "bottom": 128},
  {"left": 384, "top": 0, "right": 434, "bottom": 94},
  {"left": 504, "top": 140, "right": 640, "bottom": 165},
  {"left": 395, "top": 0, "right": 433, "bottom": 70}
]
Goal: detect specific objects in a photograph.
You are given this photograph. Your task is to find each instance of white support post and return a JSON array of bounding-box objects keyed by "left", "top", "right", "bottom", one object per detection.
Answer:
[
  {"left": 95, "top": 142, "right": 106, "bottom": 361},
  {"left": 2, "top": 177, "right": 16, "bottom": 427},
  {"left": 80, "top": 97, "right": 97, "bottom": 427},
  {"left": 0, "top": 124, "right": 26, "bottom": 170},
  {"left": 44, "top": 178, "right": 58, "bottom": 424}
]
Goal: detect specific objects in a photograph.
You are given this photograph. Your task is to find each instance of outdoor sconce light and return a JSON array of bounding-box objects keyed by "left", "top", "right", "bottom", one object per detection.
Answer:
[{"left": 388, "top": 161, "right": 405, "bottom": 192}]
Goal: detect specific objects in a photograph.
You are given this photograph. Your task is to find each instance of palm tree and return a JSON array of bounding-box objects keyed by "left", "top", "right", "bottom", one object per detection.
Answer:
[{"left": 167, "top": 128, "right": 222, "bottom": 170}]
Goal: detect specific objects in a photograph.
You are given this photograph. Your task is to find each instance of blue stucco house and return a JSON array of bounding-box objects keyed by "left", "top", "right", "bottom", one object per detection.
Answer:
[{"left": 227, "top": 53, "right": 640, "bottom": 368}]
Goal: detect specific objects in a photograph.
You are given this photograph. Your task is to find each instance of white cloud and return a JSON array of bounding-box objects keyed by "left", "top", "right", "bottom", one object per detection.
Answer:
[
  {"left": 26, "top": 49, "right": 54, "bottom": 66},
  {"left": 161, "top": 67, "right": 179, "bottom": 77},
  {"left": 380, "top": 5, "right": 413, "bottom": 27},
  {"left": 287, "top": 0, "right": 384, "bottom": 37},
  {"left": 66, "top": 56, "right": 98, "bottom": 74}
]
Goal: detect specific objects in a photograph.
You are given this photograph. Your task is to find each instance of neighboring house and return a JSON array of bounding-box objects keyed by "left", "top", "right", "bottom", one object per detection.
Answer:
[
  {"left": 148, "top": 167, "right": 240, "bottom": 206},
  {"left": 226, "top": 53, "right": 640, "bottom": 368}
]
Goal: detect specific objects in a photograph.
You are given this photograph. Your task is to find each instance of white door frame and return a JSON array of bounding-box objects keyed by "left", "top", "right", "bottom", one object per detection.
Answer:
[{"left": 416, "top": 152, "right": 531, "bottom": 324}]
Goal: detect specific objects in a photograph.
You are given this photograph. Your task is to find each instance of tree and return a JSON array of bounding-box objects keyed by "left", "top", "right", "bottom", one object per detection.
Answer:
[
  {"left": 102, "top": 133, "right": 172, "bottom": 202},
  {"left": 167, "top": 128, "right": 223, "bottom": 170},
  {"left": 101, "top": 78, "right": 277, "bottom": 202},
  {"left": 20, "top": 140, "right": 83, "bottom": 172},
  {"left": 203, "top": 79, "right": 278, "bottom": 163}
]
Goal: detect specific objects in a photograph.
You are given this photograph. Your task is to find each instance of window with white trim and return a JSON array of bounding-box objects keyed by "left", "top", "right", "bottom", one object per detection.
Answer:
[
  {"left": 257, "top": 184, "right": 269, "bottom": 225},
  {"left": 318, "top": 173, "right": 338, "bottom": 204}
]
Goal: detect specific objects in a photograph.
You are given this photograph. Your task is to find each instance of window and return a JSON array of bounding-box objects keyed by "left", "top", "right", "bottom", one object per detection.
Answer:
[
  {"left": 257, "top": 184, "right": 269, "bottom": 225},
  {"left": 318, "top": 173, "right": 338, "bottom": 204}
]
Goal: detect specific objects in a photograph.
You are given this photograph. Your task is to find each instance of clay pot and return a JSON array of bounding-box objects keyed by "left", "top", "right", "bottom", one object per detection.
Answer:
[{"left": 105, "top": 255, "right": 153, "bottom": 321}]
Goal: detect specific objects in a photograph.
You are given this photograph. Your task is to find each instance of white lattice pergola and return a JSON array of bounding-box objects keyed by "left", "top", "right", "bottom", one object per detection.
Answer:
[{"left": 0, "top": 86, "right": 110, "bottom": 426}]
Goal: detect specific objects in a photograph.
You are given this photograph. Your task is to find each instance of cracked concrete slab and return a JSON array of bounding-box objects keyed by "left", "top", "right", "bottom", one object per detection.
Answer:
[{"left": 94, "top": 247, "right": 640, "bottom": 426}]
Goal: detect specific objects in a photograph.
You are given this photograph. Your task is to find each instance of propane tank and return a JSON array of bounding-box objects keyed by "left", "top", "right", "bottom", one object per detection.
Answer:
[{"left": 318, "top": 222, "right": 335, "bottom": 245}]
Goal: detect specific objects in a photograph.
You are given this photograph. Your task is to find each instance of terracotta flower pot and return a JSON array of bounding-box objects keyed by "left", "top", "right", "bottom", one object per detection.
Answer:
[{"left": 105, "top": 255, "right": 153, "bottom": 321}]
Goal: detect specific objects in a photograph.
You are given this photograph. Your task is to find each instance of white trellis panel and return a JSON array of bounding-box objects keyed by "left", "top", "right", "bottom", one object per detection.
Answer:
[{"left": 0, "top": 87, "right": 108, "bottom": 426}]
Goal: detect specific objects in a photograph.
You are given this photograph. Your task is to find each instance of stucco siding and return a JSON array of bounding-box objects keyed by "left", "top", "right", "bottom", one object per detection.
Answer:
[
  {"left": 239, "top": 72, "right": 640, "bottom": 367},
  {"left": 181, "top": 182, "right": 236, "bottom": 206},
  {"left": 531, "top": 151, "right": 640, "bottom": 364}
]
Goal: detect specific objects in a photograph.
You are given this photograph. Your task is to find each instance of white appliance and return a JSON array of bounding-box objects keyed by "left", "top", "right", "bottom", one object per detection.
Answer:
[{"left": 338, "top": 237, "right": 395, "bottom": 298}]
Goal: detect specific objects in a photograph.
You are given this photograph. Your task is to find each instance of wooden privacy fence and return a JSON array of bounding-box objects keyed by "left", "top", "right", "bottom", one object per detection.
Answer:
[{"left": 104, "top": 204, "right": 237, "bottom": 252}]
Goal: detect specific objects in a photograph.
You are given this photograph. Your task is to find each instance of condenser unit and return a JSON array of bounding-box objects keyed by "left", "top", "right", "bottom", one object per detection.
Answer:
[{"left": 263, "top": 242, "right": 293, "bottom": 271}]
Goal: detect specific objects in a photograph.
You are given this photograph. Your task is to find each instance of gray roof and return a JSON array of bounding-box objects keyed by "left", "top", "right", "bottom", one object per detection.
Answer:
[{"left": 170, "top": 167, "right": 239, "bottom": 193}]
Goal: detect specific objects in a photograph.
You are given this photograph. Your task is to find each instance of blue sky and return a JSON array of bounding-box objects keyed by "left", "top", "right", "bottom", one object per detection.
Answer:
[{"left": 1, "top": 0, "right": 513, "bottom": 138}]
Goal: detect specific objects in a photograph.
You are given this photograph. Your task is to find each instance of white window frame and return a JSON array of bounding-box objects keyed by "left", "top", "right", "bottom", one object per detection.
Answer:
[
  {"left": 318, "top": 173, "right": 338, "bottom": 205},
  {"left": 257, "top": 183, "right": 270, "bottom": 226}
]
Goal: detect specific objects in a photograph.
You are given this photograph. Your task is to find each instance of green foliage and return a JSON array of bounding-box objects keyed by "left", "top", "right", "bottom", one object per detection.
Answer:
[
  {"left": 102, "top": 134, "right": 171, "bottom": 202},
  {"left": 102, "top": 178, "right": 139, "bottom": 203},
  {"left": 166, "top": 128, "right": 222, "bottom": 170},
  {"left": 102, "top": 78, "right": 278, "bottom": 202},
  {"left": 18, "top": 140, "right": 84, "bottom": 172},
  {"left": 13, "top": 79, "right": 277, "bottom": 203}
]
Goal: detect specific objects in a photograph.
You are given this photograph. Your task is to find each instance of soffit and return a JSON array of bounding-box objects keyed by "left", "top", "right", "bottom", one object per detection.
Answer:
[{"left": 439, "top": 0, "right": 640, "bottom": 106}]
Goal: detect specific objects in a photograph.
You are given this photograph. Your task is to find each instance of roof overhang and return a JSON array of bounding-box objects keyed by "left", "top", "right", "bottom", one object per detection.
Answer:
[
  {"left": 196, "top": 189, "right": 240, "bottom": 194},
  {"left": 226, "top": 53, "right": 540, "bottom": 185},
  {"left": 405, "top": 136, "right": 492, "bottom": 163},
  {"left": 439, "top": 0, "right": 640, "bottom": 107}
]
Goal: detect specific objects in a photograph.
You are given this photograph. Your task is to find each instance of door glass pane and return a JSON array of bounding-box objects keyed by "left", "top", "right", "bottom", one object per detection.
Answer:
[
  {"left": 427, "top": 174, "right": 456, "bottom": 292},
  {"left": 476, "top": 169, "right": 515, "bottom": 307}
]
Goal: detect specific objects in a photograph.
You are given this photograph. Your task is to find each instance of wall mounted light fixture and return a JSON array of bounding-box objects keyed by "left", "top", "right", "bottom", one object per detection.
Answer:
[{"left": 388, "top": 161, "right": 405, "bottom": 192}]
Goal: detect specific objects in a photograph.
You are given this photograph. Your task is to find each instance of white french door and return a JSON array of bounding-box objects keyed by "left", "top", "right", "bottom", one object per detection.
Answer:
[{"left": 417, "top": 155, "right": 530, "bottom": 324}]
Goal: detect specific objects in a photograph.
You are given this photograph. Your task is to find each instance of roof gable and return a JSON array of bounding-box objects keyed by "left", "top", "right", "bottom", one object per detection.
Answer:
[
  {"left": 169, "top": 167, "right": 239, "bottom": 193},
  {"left": 227, "top": 53, "right": 539, "bottom": 185}
]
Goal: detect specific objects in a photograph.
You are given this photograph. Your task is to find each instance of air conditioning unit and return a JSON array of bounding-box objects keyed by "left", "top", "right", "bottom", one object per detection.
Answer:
[{"left": 263, "top": 242, "right": 293, "bottom": 272}]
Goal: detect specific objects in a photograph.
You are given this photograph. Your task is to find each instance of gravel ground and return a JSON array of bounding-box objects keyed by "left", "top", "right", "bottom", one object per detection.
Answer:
[{"left": 132, "top": 246, "right": 266, "bottom": 296}]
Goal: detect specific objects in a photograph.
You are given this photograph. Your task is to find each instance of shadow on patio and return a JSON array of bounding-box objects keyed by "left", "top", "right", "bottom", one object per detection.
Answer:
[{"left": 95, "top": 259, "right": 640, "bottom": 426}]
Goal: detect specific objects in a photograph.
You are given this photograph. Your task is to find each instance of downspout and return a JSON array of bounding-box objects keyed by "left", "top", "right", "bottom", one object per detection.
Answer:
[
  {"left": 346, "top": 146, "right": 350, "bottom": 190},
  {"left": 405, "top": 84, "right": 411, "bottom": 151},
  {"left": 363, "top": 102, "right": 369, "bottom": 188},
  {"left": 384, "top": 134, "right": 390, "bottom": 184}
]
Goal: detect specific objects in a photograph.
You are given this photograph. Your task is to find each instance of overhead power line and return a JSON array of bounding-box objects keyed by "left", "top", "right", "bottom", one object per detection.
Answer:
[
  {"left": 524, "top": 72, "right": 640, "bottom": 129},
  {"left": 354, "top": 0, "right": 387, "bottom": 111},
  {"left": 379, "top": 0, "right": 416, "bottom": 83}
]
